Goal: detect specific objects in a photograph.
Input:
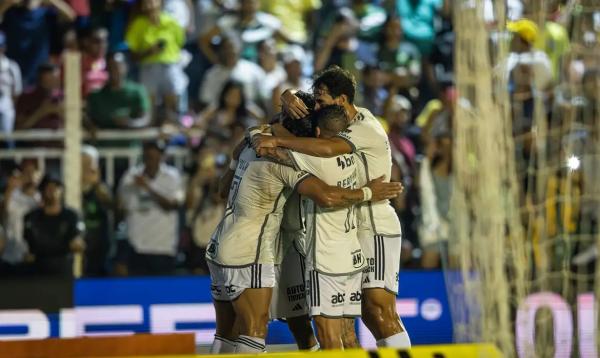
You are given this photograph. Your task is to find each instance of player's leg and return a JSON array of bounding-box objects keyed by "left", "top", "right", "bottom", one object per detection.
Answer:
[
  {"left": 360, "top": 234, "right": 411, "bottom": 348},
  {"left": 341, "top": 318, "right": 360, "bottom": 348},
  {"left": 276, "top": 247, "right": 318, "bottom": 350},
  {"left": 208, "top": 262, "right": 238, "bottom": 353},
  {"left": 287, "top": 315, "right": 319, "bottom": 350},
  {"left": 306, "top": 270, "right": 345, "bottom": 349},
  {"left": 228, "top": 263, "right": 276, "bottom": 353},
  {"left": 231, "top": 287, "right": 272, "bottom": 353},
  {"left": 342, "top": 270, "right": 363, "bottom": 348},
  {"left": 210, "top": 298, "right": 238, "bottom": 353},
  {"left": 313, "top": 316, "right": 343, "bottom": 349}
]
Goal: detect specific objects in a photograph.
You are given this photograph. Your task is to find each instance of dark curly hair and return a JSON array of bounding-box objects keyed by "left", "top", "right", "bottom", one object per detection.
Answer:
[
  {"left": 313, "top": 105, "right": 348, "bottom": 134},
  {"left": 312, "top": 65, "right": 357, "bottom": 104},
  {"left": 282, "top": 91, "right": 317, "bottom": 137}
]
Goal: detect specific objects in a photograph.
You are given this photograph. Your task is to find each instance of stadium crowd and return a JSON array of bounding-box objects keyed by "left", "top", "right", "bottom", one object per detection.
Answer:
[{"left": 0, "top": 0, "right": 598, "bottom": 277}]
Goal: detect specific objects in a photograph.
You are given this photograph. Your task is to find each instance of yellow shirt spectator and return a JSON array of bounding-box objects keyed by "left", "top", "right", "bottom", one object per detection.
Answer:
[
  {"left": 125, "top": 13, "right": 184, "bottom": 65},
  {"left": 261, "top": 0, "right": 321, "bottom": 44},
  {"left": 535, "top": 21, "right": 570, "bottom": 80}
]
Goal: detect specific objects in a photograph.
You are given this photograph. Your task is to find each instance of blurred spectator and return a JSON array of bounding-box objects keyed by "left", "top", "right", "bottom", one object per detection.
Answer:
[
  {"left": 418, "top": 130, "right": 453, "bottom": 269},
  {"left": 257, "top": 39, "right": 286, "bottom": 112},
  {"left": 81, "top": 145, "right": 112, "bottom": 276},
  {"left": 125, "top": 0, "right": 187, "bottom": 123},
  {"left": 357, "top": 64, "right": 387, "bottom": 116},
  {"left": 0, "top": 0, "right": 75, "bottom": 85},
  {"left": 260, "top": 0, "right": 321, "bottom": 45},
  {"left": 1, "top": 160, "right": 40, "bottom": 269},
  {"left": 163, "top": 0, "right": 195, "bottom": 34},
  {"left": 15, "top": 63, "right": 63, "bottom": 130},
  {"left": 314, "top": 7, "right": 359, "bottom": 72},
  {"left": 0, "top": 223, "right": 5, "bottom": 257},
  {"left": 184, "top": 141, "right": 226, "bottom": 274},
  {"left": 118, "top": 140, "right": 184, "bottom": 276},
  {"left": 531, "top": 3, "right": 571, "bottom": 81},
  {"left": 386, "top": 95, "right": 419, "bottom": 263},
  {"left": 426, "top": 3, "right": 453, "bottom": 98},
  {"left": 351, "top": 0, "right": 386, "bottom": 42},
  {"left": 80, "top": 27, "right": 109, "bottom": 96},
  {"left": 193, "top": 0, "right": 237, "bottom": 36},
  {"left": 86, "top": 52, "right": 151, "bottom": 129},
  {"left": 89, "top": 0, "right": 132, "bottom": 52},
  {"left": 396, "top": 0, "right": 442, "bottom": 55},
  {"left": 0, "top": 31, "right": 22, "bottom": 135},
  {"left": 504, "top": 19, "right": 553, "bottom": 92},
  {"left": 199, "top": 34, "right": 264, "bottom": 107},
  {"left": 271, "top": 45, "right": 311, "bottom": 112},
  {"left": 24, "top": 175, "right": 85, "bottom": 277},
  {"left": 66, "top": 0, "right": 90, "bottom": 27},
  {"left": 196, "top": 80, "right": 264, "bottom": 142},
  {"left": 377, "top": 15, "right": 421, "bottom": 90},
  {"left": 199, "top": 0, "right": 284, "bottom": 64}
]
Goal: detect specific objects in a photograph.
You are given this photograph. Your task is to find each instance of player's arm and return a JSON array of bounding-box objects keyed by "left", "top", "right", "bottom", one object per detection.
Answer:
[
  {"left": 253, "top": 134, "right": 352, "bottom": 157},
  {"left": 257, "top": 147, "right": 295, "bottom": 168},
  {"left": 297, "top": 176, "right": 402, "bottom": 209}
]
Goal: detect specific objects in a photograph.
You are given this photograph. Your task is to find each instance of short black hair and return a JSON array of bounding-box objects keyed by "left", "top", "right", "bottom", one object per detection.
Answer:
[
  {"left": 295, "top": 90, "right": 316, "bottom": 112},
  {"left": 312, "top": 65, "right": 357, "bottom": 104},
  {"left": 313, "top": 105, "right": 348, "bottom": 134},
  {"left": 38, "top": 174, "right": 63, "bottom": 192},
  {"left": 281, "top": 91, "right": 317, "bottom": 137},
  {"left": 143, "top": 139, "right": 166, "bottom": 153},
  {"left": 37, "top": 63, "right": 58, "bottom": 77}
]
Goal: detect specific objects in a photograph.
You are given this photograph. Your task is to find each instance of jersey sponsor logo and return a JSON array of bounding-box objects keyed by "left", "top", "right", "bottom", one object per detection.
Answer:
[
  {"left": 352, "top": 250, "right": 364, "bottom": 268},
  {"left": 336, "top": 155, "right": 356, "bottom": 171},
  {"left": 350, "top": 291, "right": 362, "bottom": 302},
  {"left": 210, "top": 285, "right": 221, "bottom": 293},
  {"left": 286, "top": 284, "right": 305, "bottom": 302},
  {"left": 363, "top": 276, "right": 370, "bottom": 284},
  {"left": 292, "top": 303, "right": 303, "bottom": 311},
  {"left": 225, "top": 285, "right": 237, "bottom": 294},
  {"left": 331, "top": 293, "right": 346, "bottom": 305}
]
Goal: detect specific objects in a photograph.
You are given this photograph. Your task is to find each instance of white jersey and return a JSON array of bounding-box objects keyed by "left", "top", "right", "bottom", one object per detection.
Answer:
[
  {"left": 290, "top": 151, "right": 365, "bottom": 276},
  {"left": 206, "top": 147, "right": 310, "bottom": 267},
  {"left": 275, "top": 190, "right": 306, "bottom": 264},
  {"left": 336, "top": 107, "right": 402, "bottom": 237}
]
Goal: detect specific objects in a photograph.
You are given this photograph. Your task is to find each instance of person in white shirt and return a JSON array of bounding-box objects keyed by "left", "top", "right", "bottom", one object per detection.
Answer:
[
  {"left": 1, "top": 160, "right": 40, "bottom": 270},
  {"left": 198, "top": 34, "right": 264, "bottom": 107},
  {"left": 0, "top": 31, "right": 22, "bottom": 136},
  {"left": 198, "top": 0, "right": 284, "bottom": 64},
  {"left": 118, "top": 140, "right": 184, "bottom": 276},
  {"left": 253, "top": 66, "right": 411, "bottom": 348},
  {"left": 208, "top": 104, "right": 402, "bottom": 353}
]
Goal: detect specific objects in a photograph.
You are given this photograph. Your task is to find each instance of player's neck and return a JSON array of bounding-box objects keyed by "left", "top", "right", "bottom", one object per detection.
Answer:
[{"left": 346, "top": 105, "right": 358, "bottom": 123}]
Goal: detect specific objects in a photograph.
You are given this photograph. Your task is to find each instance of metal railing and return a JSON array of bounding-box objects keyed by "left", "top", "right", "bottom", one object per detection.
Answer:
[{"left": 0, "top": 129, "right": 191, "bottom": 188}]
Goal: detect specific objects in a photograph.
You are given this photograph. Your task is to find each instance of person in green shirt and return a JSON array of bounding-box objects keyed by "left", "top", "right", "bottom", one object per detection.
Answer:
[
  {"left": 86, "top": 52, "right": 150, "bottom": 130},
  {"left": 125, "top": 0, "right": 187, "bottom": 122}
]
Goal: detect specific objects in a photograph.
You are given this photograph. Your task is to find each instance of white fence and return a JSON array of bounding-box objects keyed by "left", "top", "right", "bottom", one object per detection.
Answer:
[{"left": 0, "top": 129, "right": 191, "bottom": 188}]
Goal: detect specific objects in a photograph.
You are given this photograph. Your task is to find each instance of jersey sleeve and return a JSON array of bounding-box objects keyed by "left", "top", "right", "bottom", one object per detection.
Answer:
[
  {"left": 272, "top": 163, "right": 311, "bottom": 190},
  {"left": 335, "top": 118, "right": 372, "bottom": 153},
  {"left": 289, "top": 151, "right": 326, "bottom": 178}
]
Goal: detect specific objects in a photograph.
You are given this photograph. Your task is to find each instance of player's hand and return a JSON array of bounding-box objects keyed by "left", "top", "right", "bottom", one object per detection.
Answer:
[
  {"left": 366, "top": 176, "right": 404, "bottom": 202},
  {"left": 281, "top": 89, "right": 309, "bottom": 119},
  {"left": 252, "top": 134, "right": 278, "bottom": 151}
]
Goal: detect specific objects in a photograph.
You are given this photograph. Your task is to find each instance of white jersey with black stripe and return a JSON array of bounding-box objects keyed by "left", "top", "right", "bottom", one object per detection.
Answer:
[
  {"left": 289, "top": 151, "right": 365, "bottom": 276},
  {"left": 336, "top": 107, "right": 402, "bottom": 237},
  {"left": 275, "top": 190, "right": 306, "bottom": 265},
  {"left": 206, "top": 147, "right": 310, "bottom": 267}
]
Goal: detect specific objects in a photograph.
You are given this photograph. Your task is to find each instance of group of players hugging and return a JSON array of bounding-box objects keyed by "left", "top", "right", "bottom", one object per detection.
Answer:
[{"left": 205, "top": 66, "right": 411, "bottom": 353}]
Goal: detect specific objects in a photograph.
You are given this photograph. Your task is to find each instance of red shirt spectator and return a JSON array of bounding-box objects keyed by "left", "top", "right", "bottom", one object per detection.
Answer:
[
  {"left": 15, "top": 63, "right": 63, "bottom": 130},
  {"left": 80, "top": 28, "right": 109, "bottom": 96}
]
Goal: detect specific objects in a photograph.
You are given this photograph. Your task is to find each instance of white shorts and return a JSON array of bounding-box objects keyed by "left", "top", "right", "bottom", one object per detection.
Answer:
[
  {"left": 306, "top": 270, "right": 362, "bottom": 318},
  {"left": 359, "top": 233, "right": 401, "bottom": 294},
  {"left": 208, "top": 261, "right": 276, "bottom": 301},
  {"left": 270, "top": 244, "right": 307, "bottom": 319}
]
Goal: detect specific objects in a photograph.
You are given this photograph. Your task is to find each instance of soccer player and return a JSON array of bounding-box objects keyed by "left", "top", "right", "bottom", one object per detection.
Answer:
[
  {"left": 207, "top": 110, "right": 402, "bottom": 353},
  {"left": 253, "top": 65, "right": 412, "bottom": 348},
  {"left": 258, "top": 105, "right": 368, "bottom": 349}
]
